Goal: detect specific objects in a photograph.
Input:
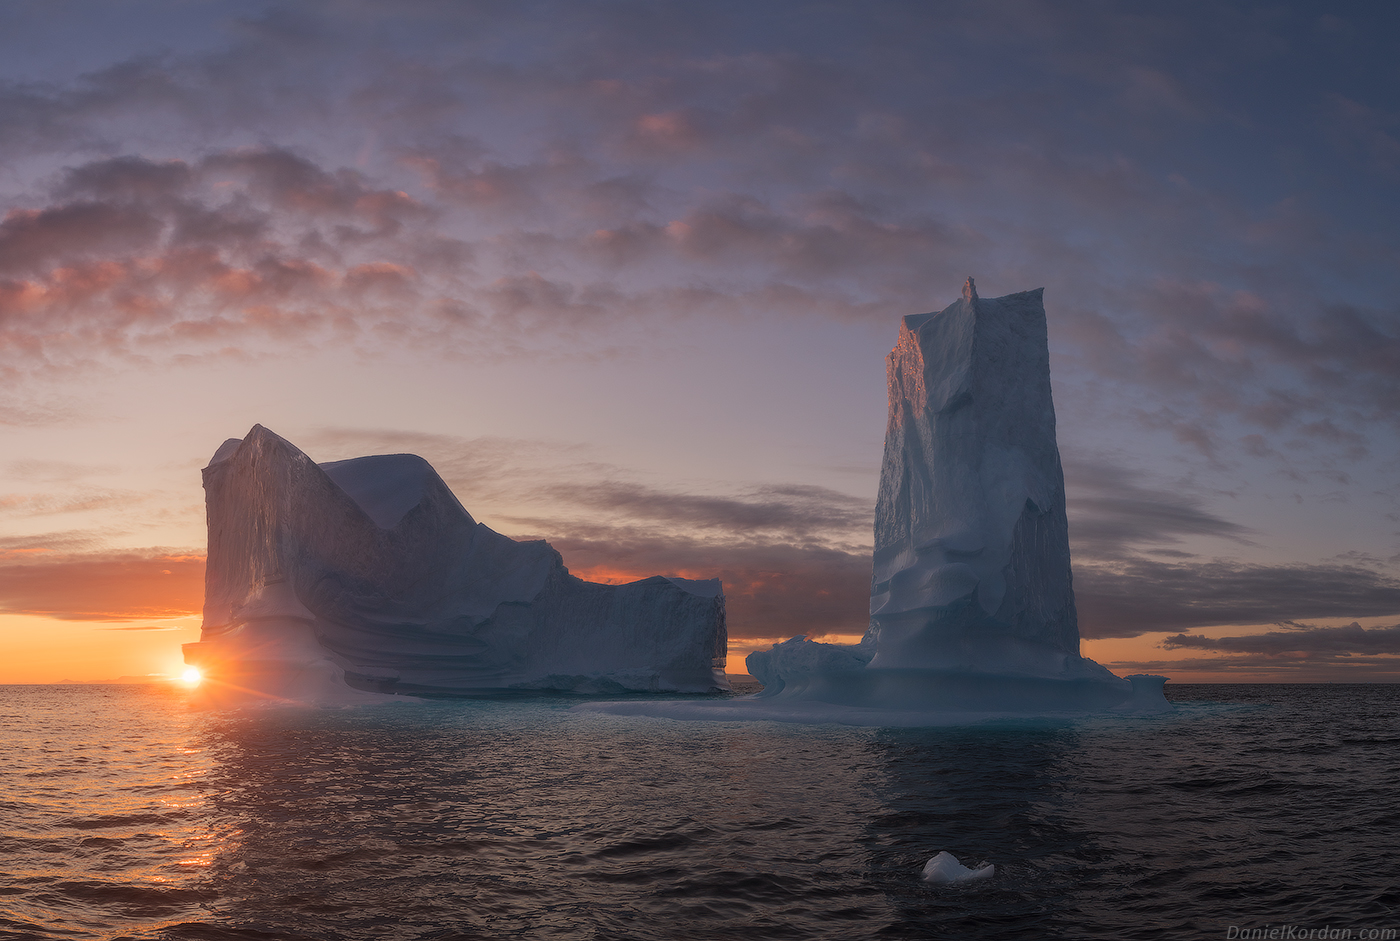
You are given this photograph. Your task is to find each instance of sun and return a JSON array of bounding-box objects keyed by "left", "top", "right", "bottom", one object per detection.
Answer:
[{"left": 180, "top": 666, "right": 203, "bottom": 685}]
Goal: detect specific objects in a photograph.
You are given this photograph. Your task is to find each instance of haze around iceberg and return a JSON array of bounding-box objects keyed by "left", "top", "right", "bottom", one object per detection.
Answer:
[{"left": 581, "top": 281, "right": 1170, "bottom": 725}]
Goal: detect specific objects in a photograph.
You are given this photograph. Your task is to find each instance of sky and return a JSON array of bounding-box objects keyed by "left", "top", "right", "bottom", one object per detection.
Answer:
[{"left": 2, "top": 0, "right": 1400, "bottom": 684}]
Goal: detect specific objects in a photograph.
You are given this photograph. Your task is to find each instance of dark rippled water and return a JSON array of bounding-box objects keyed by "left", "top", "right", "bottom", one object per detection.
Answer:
[{"left": 2, "top": 684, "right": 1397, "bottom": 940}]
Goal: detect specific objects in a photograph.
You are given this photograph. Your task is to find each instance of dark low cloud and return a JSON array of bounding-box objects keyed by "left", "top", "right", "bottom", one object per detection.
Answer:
[
  {"left": 1086, "top": 654, "right": 1400, "bottom": 682},
  {"left": 536, "top": 526, "right": 872, "bottom": 644},
  {"left": 1098, "top": 621, "right": 1400, "bottom": 681},
  {"left": 1060, "top": 458, "right": 1400, "bottom": 637},
  {"left": 1064, "top": 457, "right": 1252, "bottom": 558},
  {"left": 1075, "top": 559, "right": 1400, "bottom": 638},
  {"left": 542, "top": 480, "right": 871, "bottom": 542},
  {"left": 98, "top": 624, "right": 186, "bottom": 631},
  {"left": 1162, "top": 622, "right": 1400, "bottom": 656}
]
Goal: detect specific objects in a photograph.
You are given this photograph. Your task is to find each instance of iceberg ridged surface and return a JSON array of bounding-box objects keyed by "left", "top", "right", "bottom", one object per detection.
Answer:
[{"left": 184, "top": 426, "right": 728, "bottom": 701}]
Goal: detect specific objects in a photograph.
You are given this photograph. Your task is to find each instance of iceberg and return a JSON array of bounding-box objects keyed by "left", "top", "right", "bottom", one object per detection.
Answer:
[
  {"left": 183, "top": 426, "right": 728, "bottom": 703},
  {"left": 583, "top": 279, "right": 1168, "bottom": 723}
]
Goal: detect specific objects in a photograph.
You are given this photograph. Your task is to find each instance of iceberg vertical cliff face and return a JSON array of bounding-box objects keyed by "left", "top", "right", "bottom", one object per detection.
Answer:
[
  {"left": 744, "top": 280, "right": 1167, "bottom": 715},
  {"left": 184, "top": 426, "right": 728, "bottom": 701},
  {"left": 868, "top": 278, "right": 1079, "bottom": 672}
]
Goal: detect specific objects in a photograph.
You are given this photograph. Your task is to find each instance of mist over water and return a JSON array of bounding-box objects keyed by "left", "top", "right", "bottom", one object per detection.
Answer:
[{"left": 1, "top": 684, "right": 1396, "bottom": 940}]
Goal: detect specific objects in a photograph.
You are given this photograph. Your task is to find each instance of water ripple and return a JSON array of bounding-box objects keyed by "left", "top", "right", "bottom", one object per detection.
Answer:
[{"left": 0, "top": 684, "right": 1395, "bottom": 939}]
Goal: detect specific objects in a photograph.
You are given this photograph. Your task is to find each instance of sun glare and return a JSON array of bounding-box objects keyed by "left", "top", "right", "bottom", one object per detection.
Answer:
[{"left": 181, "top": 666, "right": 203, "bottom": 685}]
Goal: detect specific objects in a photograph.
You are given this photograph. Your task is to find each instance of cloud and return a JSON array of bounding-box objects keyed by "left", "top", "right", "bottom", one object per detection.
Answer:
[
  {"left": 1087, "top": 652, "right": 1400, "bottom": 682},
  {"left": 1064, "top": 457, "right": 1252, "bottom": 558},
  {"left": 0, "top": 490, "right": 141, "bottom": 518},
  {"left": 1061, "top": 279, "right": 1400, "bottom": 460},
  {"left": 1, "top": 3, "right": 1393, "bottom": 459},
  {"left": 0, "top": 395, "right": 79, "bottom": 426},
  {"left": 298, "top": 426, "right": 602, "bottom": 514},
  {"left": 55, "top": 154, "right": 195, "bottom": 201},
  {"left": 98, "top": 625, "right": 187, "bottom": 631},
  {"left": 1162, "top": 621, "right": 1400, "bottom": 656},
  {"left": 0, "top": 201, "right": 165, "bottom": 274},
  {"left": 562, "top": 190, "right": 972, "bottom": 302},
  {"left": 3, "top": 459, "right": 118, "bottom": 483},
  {"left": 541, "top": 527, "right": 872, "bottom": 643},
  {"left": 1075, "top": 558, "right": 1400, "bottom": 638},
  {"left": 302, "top": 424, "right": 872, "bottom": 542},
  {"left": 0, "top": 149, "right": 453, "bottom": 377},
  {"left": 6, "top": 147, "right": 955, "bottom": 379},
  {"left": 540, "top": 480, "right": 871, "bottom": 542},
  {"left": 1098, "top": 620, "right": 1400, "bottom": 680},
  {"left": 0, "top": 544, "right": 204, "bottom": 621},
  {"left": 0, "top": 531, "right": 101, "bottom": 554},
  {"left": 200, "top": 148, "right": 430, "bottom": 235}
]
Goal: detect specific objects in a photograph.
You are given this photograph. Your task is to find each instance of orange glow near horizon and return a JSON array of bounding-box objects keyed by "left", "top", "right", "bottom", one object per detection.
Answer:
[
  {"left": 0, "top": 613, "right": 200, "bottom": 684},
  {"left": 568, "top": 565, "right": 644, "bottom": 585},
  {"left": 2, "top": 609, "right": 1393, "bottom": 685},
  {"left": 569, "top": 564, "right": 720, "bottom": 586},
  {"left": 3, "top": 561, "right": 1395, "bottom": 684}
]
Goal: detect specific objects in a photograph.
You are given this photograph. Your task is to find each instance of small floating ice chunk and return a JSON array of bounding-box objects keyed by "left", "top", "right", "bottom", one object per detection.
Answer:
[{"left": 921, "top": 851, "right": 994, "bottom": 884}]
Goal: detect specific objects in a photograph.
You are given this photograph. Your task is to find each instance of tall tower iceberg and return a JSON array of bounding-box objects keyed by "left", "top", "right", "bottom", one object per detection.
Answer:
[
  {"left": 184, "top": 426, "right": 728, "bottom": 702},
  {"left": 870, "top": 278, "right": 1079, "bottom": 673},
  {"left": 746, "top": 280, "right": 1167, "bottom": 714}
]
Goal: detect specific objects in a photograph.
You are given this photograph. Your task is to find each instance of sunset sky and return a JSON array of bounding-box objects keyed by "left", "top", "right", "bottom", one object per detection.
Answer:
[{"left": 3, "top": 1, "right": 1399, "bottom": 684}]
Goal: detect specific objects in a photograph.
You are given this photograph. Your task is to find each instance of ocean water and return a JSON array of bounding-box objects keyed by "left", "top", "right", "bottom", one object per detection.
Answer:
[{"left": 1, "top": 683, "right": 1397, "bottom": 940}]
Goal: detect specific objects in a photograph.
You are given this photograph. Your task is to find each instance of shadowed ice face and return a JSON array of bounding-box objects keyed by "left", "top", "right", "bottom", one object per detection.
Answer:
[
  {"left": 871, "top": 433, "right": 1038, "bottom": 621},
  {"left": 871, "top": 287, "right": 1061, "bottom": 632}
]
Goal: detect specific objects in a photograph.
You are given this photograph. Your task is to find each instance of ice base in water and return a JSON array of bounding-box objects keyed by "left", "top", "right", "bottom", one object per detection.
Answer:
[{"left": 922, "top": 852, "right": 995, "bottom": 884}]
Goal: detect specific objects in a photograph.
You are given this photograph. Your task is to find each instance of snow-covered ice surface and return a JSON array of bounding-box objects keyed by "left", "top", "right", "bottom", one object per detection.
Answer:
[
  {"left": 586, "top": 281, "right": 1169, "bottom": 725},
  {"left": 184, "top": 426, "right": 728, "bottom": 703}
]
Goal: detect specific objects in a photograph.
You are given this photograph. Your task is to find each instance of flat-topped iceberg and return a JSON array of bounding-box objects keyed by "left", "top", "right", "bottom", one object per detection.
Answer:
[
  {"left": 583, "top": 280, "right": 1168, "bottom": 724},
  {"left": 184, "top": 426, "right": 728, "bottom": 702}
]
